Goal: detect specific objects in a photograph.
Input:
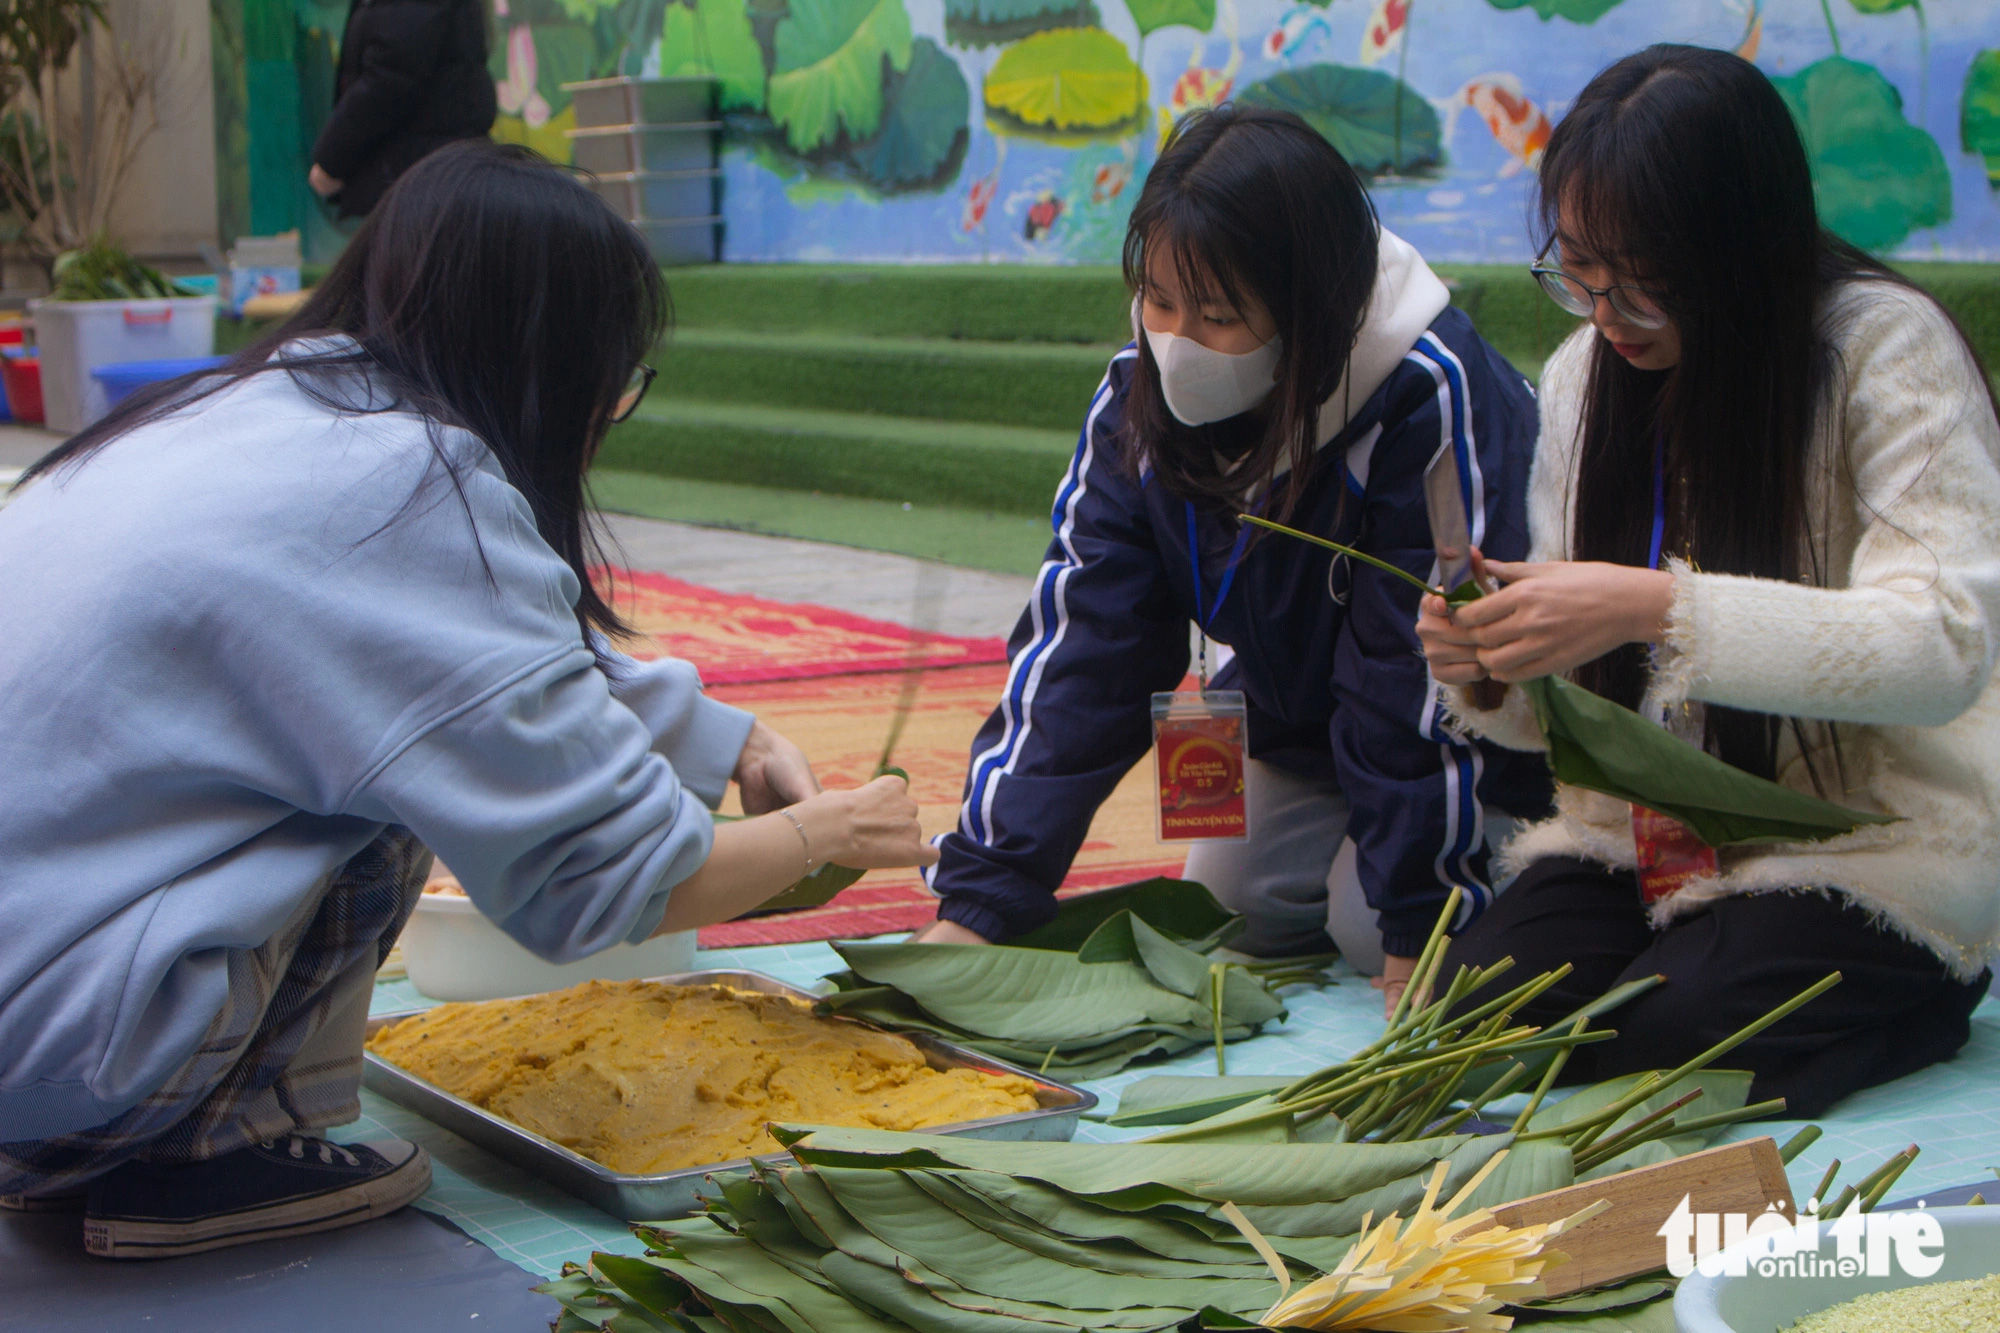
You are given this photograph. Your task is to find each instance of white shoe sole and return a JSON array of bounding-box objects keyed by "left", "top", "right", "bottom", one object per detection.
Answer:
[{"left": 82, "top": 1145, "right": 432, "bottom": 1260}]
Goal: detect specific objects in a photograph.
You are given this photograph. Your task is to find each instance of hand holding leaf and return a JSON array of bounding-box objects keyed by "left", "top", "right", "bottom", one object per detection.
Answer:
[{"left": 1244, "top": 514, "right": 1896, "bottom": 847}]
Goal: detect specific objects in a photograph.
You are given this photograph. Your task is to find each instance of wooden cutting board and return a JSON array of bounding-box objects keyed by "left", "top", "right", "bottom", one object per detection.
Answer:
[{"left": 1490, "top": 1136, "right": 1796, "bottom": 1297}]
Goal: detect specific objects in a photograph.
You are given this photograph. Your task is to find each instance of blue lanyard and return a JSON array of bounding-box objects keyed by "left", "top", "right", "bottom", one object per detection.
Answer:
[
  {"left": 1648, "top": 434, "right": 1667, "bottom": 572},
  {"left": 1186, "top": 502, "right": 1252, "bottom": 630}
]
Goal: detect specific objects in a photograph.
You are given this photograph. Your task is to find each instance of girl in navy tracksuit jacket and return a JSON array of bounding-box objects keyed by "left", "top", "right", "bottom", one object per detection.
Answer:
[{"left": 913, "top": 106, "right": 1551, "bottom": 1010}]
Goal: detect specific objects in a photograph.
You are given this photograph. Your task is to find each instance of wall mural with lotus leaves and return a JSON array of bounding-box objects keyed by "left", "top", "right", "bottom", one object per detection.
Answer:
[{"left": 225, "top": 0, "right": 1998, "bottom": 262}]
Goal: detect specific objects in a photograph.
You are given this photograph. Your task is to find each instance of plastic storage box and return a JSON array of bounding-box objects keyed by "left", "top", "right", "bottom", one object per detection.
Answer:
[{"left": 30, "top": 296, "right": 218, "bottom": 433}]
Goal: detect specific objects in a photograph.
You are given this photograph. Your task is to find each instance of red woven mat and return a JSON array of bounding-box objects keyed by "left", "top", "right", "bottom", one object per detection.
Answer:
[
  {"left": 697, "top": 664, "right": 1184, "bottom": 947},
  {"left": 600, "top": 566, "right": 1008, "bottom": 684}
]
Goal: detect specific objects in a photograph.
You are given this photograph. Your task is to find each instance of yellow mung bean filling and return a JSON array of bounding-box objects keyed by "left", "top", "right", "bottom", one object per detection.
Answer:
[
  {"left": 1788, "top": 1273, "right": 2000, "bottom": 1333},
  {"left": 366, "top": 979, "right": 1042, "bottom": 1173}
]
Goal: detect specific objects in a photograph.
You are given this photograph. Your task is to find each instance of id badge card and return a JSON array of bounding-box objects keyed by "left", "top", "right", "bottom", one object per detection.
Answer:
[
  {"left": 1631, "top": 804, "right": 1718, "bottom": 905},
  {"left": 1151, "top": 691, "right": 1249, "bottom": 843}
]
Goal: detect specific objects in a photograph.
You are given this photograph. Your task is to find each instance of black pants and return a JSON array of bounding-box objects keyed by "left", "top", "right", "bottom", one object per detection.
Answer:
[{"left": 1439, "top": 857, "right": 1989, "bottom": 1118}]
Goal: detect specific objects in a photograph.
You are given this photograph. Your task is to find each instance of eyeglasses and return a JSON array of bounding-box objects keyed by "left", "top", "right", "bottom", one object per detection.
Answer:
[
  {"left": 610, "top": 363, "right": 657, "bottom": 424},
  {"left": 1529, "top": 243, "right": 1669, "bottom": 330}
]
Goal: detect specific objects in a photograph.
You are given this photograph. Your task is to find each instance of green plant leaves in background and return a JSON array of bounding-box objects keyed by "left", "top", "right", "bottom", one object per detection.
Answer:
[
  {"left": 1964, "top": 51, "right": 2000, "bottom": 187},
  {"left": 983, "top": 26, "right": 1149, "bottom": 138},
  {"left": 1521, "top": 674, "right": 1899, "bottom": 847},
  {"left": 1126, "top": 0, "right": 1215, "bottom": 40},
  {"left": 768, "top": 0, "right": 914, "bottom": 151},
  {"left": 530, "top": 22, "right": 601, "bottom": 117},
  {"left": 1236, "top": 64, "right": 1442, "bottom": 176},
  {"left": 1775, "top": 56, "right": 1952, "bottom": 251},
  {"left": 1483, "top": 0, "right": 1627, "bottom": 24},
  {"left": 850, "top": 38, "right": 970, "bottom": 186},
  {"left": 660, "top": 0, "right": 769, "bottom": 111},
  {"left": 943, "top": 0, "right": 1101, "bottom": 50}
]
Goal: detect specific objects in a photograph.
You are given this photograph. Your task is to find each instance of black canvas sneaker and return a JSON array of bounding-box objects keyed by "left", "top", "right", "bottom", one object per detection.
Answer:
[{"left": 81, "top": 1135, "right": 430, "bottom": 1259}]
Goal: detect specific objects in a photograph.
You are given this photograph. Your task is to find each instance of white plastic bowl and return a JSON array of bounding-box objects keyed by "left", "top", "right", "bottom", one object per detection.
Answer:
[
  {"left": 399, "top": 889, "right": 696, "bottom": 1002},
  {"left": 1675, "top": 1205, "right": 2000, "bottom": 1331}
]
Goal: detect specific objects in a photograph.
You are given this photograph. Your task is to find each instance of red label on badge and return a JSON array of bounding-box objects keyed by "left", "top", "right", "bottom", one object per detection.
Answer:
[
  {"left": 1156, "top": 715, "right": 1247, "bottom": 842},
  {"left": 1632, "top": 805, "right": 1718, "bottom": 905}
]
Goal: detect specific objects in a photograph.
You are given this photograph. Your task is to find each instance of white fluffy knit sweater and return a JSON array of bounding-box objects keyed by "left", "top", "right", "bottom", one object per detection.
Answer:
[{"left": 1449, "top": 281, "right": 2000, "bottom": 980}]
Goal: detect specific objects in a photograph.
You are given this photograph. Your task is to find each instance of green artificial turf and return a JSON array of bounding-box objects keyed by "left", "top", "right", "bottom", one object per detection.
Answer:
[
  {"left": 659, "top": 329, "right": 1117, "bottom": 430},
  {"left": 662, "top": 264, "right": 1133, "bottom": 344},
  {"left": 589, "top": 468, "right": 1054, "bottom": 574},
  {"left": 599, "top": 398, "right": 1077, "bottom": 515}
]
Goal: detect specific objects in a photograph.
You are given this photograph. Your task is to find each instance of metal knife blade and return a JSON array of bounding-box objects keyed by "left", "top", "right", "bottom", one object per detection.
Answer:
[{"left": 1423, "top": 443, "right": 1476, "bottom": 596}]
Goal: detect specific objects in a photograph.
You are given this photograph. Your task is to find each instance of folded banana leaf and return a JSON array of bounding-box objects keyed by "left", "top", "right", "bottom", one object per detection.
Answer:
[
  {"left": 1520, "top": 674, "right": 1897, "bottom": 848},
  {"left": 1240, "top": 515, "right": 1898, "bottom": 849},
  {"left": 1011, "top": 877, "right": 1245, "bottom": 954}
]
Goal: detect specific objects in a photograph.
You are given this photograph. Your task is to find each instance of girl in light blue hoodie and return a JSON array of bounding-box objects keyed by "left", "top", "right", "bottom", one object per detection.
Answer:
[{"left": 0, "top": 141, "right": 935, "bottom": 1258}]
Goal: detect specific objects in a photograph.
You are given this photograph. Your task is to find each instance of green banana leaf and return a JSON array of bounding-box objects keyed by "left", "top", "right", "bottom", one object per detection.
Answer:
[
  {"left": 1242, "top": 515, "right": 1897, "bottom": 849},
  {"left": 1521, "top": 675, "right": 1897, "bottom": 848},
  {"left": 1011, "top": 877, "right": 1244, "bottom": 953}
]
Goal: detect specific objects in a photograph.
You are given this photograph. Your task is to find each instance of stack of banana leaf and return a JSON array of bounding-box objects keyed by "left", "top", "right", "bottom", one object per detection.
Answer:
[
  {"left": 537, "top": 1122, "right": 1713, "bottom": 1333},
  {"left": 817, "top": 880, "right": 1333, "bottom": 1079}
]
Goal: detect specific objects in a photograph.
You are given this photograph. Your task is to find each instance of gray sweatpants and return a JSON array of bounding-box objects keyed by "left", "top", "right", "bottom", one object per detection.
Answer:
[{"left": 1183, "top": 759, "right": 1515, "bottom": 975}]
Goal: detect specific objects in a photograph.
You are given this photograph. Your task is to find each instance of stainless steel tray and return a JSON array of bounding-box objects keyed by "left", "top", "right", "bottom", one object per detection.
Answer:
[{"left": 362, "top": 968, "right": 1097, "bottom": 1220}]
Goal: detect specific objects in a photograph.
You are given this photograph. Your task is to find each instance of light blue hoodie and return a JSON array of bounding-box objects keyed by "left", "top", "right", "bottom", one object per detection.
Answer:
[{"left": 0, "top": 358, "right": 754, "bottom": 1141}]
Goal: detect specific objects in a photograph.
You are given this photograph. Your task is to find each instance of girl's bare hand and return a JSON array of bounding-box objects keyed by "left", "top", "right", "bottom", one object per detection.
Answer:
[
  {"left": 795, "top": 774, "right": 939, "bottom": 869},
  {"left": 1448, "top": 560, "right": 1675, "bottom": 683},
  {"left": 1416, "top": 592, "right": 1490, "bottom": 685}
]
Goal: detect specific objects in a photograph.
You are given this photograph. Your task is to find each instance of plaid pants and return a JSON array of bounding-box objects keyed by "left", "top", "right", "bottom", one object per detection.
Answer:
[{"left": 0, "top": 829, "right": 430, "bottom": 1197}]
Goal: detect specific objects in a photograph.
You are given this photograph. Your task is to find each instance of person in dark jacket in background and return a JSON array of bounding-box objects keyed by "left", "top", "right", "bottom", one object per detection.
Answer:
[
  {"left": 308, "top": 0, "right": 498, "bottom": 217},
  {"left": 909, "top": 107, "right": 1552, "bottom": 1016}
]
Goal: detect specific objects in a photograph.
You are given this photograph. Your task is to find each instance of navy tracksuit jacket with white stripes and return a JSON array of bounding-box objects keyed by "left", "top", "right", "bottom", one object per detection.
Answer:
[{"left": 929, "top": 304, "right": 1553, "bottom": 956}]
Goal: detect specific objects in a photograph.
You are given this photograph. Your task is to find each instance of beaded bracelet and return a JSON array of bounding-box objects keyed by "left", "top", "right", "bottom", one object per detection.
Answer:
[{"left": 777, "top": 807, "right": 814, "bottom": 872}]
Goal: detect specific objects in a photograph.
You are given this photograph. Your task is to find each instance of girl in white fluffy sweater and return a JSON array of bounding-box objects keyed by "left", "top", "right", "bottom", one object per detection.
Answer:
[{"left": 1416, "top": 45, "right": 2000, "bottom": 1116}]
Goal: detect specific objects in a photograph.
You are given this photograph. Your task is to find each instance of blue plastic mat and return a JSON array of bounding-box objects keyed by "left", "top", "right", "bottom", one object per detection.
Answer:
[{"left": 351, "top": 941, "right": 2000, "bottom": 1280}]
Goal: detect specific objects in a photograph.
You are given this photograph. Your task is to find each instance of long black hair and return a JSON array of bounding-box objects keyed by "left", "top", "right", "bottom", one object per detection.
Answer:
[
  {"left": 1122, "top": 105, "right": 1379, "bottom": 521},
  {"left": 1542, "top": 44, "right": 1998, "bottom": 782},
  {"left": 23, "top": 139, "right": 668, "bottom": 651}
]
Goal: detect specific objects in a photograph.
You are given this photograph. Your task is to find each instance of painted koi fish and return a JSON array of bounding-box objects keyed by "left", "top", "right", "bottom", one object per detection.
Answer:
[
  {"left": 1263, "top": 6, "right": 1331, "bottom": 61},
  {"left": 1358, "top": 0, "right": 1409, "bottom": 67},
  {"left": 963, "top": 171, "right": 999, "bottom": 233},
  {"left": 1439, "top": 74, "right": 1551, "bottom": 175},
  {"left": 1092, "top": 160, "right": 1133, "bottom": 205},
  {"left": 1024, "top": 192, "right": 1065, "bottom": 242}
]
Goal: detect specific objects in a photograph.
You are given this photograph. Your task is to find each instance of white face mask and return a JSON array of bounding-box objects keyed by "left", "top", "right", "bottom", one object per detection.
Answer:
[{"left": 1136, "top": 299, "right": 1282, "bottom": 426}]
